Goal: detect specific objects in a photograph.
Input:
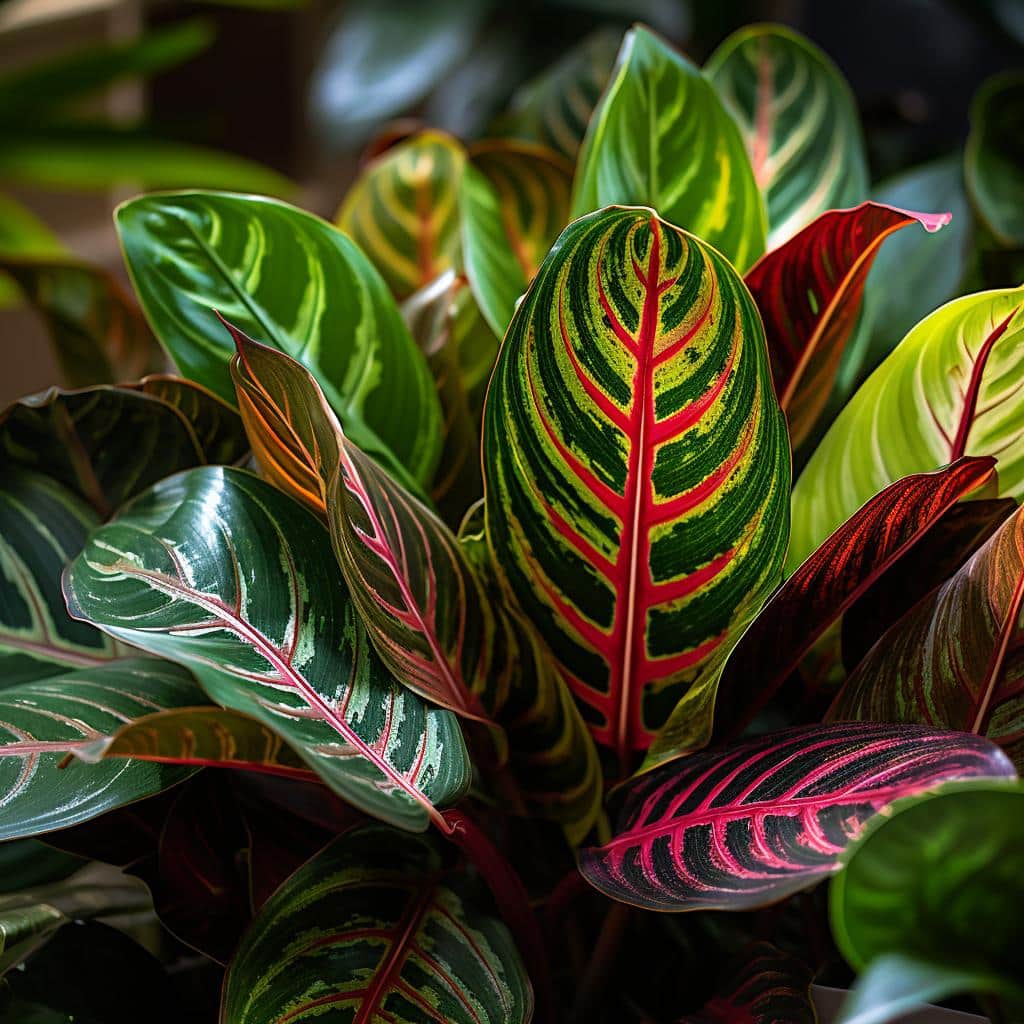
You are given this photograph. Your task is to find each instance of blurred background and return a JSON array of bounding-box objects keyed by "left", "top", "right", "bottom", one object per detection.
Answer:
[{"left": 1, "top": 0, "right": 1021, "bottom": 403}]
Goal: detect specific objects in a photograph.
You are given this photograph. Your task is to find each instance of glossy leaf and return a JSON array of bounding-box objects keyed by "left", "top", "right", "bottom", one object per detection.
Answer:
[
  {"left": 831, "top": 784, "right": 1024, "bottom": 1012},
  {"left": 704, "top": 458, "right": 996, "bottom": 749},
  {"left": 0, "top": 384, "right": 246, "bottom": 518},
  {"left": 335, "top": 131, "right": 467, "bottom": 300},
  {"left": 222, "top": 823, "right": 532, "bottom": 1023},
  {"left": 829, "top": 506, "right": 1024, "bottom": 769},
  {"left": 494, "top": 26, "right": 620, "bottom": 160},
  {"left": 790, "top": 287, "right": 1024, "bottom": 568},
  {"left": 579, "top": 723, "right": 1013, "bottom": 912},
  {"left": 966, "top": 72, "right": 1024, "bottom": 248},
  {"left": 116, "top": 191, "right": 441, "bottom": 491},
  {"left": 0, "top": 658, "right": 201, "bottom": 840},
  {"left": 0, "top": 257, "right": 164, "bottom": 388},
  {"left": 572, "top": 27, "right": 766, "bottom": 272},
  {"left": 64, "top": 466, "right": 471, "bottom": 833},
  {"left": 678, "top": 942, "right": 816, "bottom": 1023},
  {"left": 0, "top": 470, "right": 118, "bottom": 686},
  {"left": 745, "top": 203, "right": 951, "bottom": 447},
  {"left": 229, "top": 330, "right": 602, "bottom": 841},
  {"left": 483, "top": 206, "right": 790, "bottom": 767},
  {"left": 706, "top": 24, "right": 869, "bottom": 248}
]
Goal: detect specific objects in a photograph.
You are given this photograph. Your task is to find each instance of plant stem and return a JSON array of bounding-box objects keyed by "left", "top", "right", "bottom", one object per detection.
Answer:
[{"left": 570, "top": 902, "right": 631, "bottom": 1024}]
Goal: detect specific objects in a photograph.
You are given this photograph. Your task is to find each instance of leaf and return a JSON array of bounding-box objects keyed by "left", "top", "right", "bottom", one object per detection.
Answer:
[
  {"left": 0, "top": 257, "right": 165, "bottom": 387},
  {"left": 842, "top": 497, "right": 1016, "bottom": 673},
  {"left": 571, "top": 27, "right": 766, "bottom": 272},
  {"left": 966, "top": 72, "right": 1024, "bottom": 248},
  {"left": 116, "top": 190, "right": 442, "bottom": 492},
  {"left": 578, "top": 723, "right": 1014, "bottom": 913},
  {"left": 0, "top": 383, "right": 245, "bottom": 518},
  {"left": 229, "top": 329, "right": 602, "bottom": 842},
  {"left": 700, "top": 458, "right": 996, "bottom": 752},
  {"left": 0, "top": 194, "right": 65, "bottom": 308},
  {"left": 0, "top": 657, "right": 201, "bottom": 840},
  {"left": 744, "top": 203, "right": 951, "bottom": 447},
  {"left": 335, "top": 131, "right": 468, "bottom": 300},
  {"left": 64, "top": 466, "right": 471, "bottom": 833},
  {"left": 0, "top": 469, "right": 119, "bottom": 686},
  {"left": 493, "top": 26, "right": 621, "bottom": 161},
  {"left": 706, "top": 24, "right": 869, "bottom": 249},
  {"left": 73, "top": 705, "right": 314, "bottom": 781},
  {"left": 220, "top": 823, "right": 533, "bottom": 1024},
  {"left": 830, "top": 783, "right": 1024, "bottom": 1013},
  {"left": 789, "top": 287, "right": 1024, "bottom": 569},
  {"left": 829, "top": 506, "right": 1024, "bottom": 770},
  {"left": 0, "top": 841, "right": 83, "bottom": 894},
  {"left": 677, "top": 942, "right": 816, "bottom": 1023},
  {"left": 482, "top": 206, "right": 790, "bottom": 770}
]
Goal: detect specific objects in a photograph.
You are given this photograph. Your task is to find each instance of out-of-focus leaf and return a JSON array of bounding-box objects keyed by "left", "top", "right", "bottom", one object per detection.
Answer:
[
  {"left": 966, "top": 72, "right": 1024, "bottom": 248},
  {"left": 790, "top": 287, "right": 1024, "bottom": 569},
  {"left": 572, "top": 27, "right": 766, "bottom": 271},
  {"left": 220, "top": 823, "right": 533, "bottom": 1024},
  {"left": 0, "top": 841, "right": 83, "bottom": 894},
  {"left": 117, "top": 191, "right": 441, "bottom": 493},
  {"left": 579, "top": 723, "right": 1013, "bottom": 912},
  {"left": 706, "top": 24, "right": 869, "bottom": 248},
  {"left": 745, "top": 203, "right": 950, "bottom": 447},
  {"left": 482, "top": 206, "right": 789, "bottom": 771},
  {"left": 830, "top": 506, "right": 1024, "bottom": 770},
  {"left": 0, "top": 257, "right": 164, "bottom": 387},
  {"left": 0, "top": 195, "right": 63, "bottom": 257},
  {"left": 309, "top": 0, "right": 493, "bottom": 148},
  {"left": 64, "top": 466, "right": 472, "bottom": 833}
]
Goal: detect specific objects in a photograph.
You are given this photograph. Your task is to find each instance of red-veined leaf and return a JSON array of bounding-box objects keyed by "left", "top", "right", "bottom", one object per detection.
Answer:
[
  {"left": 579, "top": 722, "right": 1014, "bottom": 913},
  {"left": 482, "top": 206, "right": 790, "bottom": 772},
  {"left": 744, "top": 202, "right": 950, "bottom": 446}
]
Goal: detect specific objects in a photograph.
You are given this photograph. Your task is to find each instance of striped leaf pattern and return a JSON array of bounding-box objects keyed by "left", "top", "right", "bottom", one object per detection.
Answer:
[
  {"left": 745, "top": 203, "right": 951, "bottom": 447},
  {"left": 221, "top": 824, "right": 533, "bottom": 1024},
  {"left": 64, "top": 466, "right": 471, "bottom": 833},
  {"left": 0, "top": 384, "right": 245, "bottom": 518},
  {"left": 707, "top": 458, "right": 997, "bottom": 747},
  {"left": 830, "top": 506, "right": 1024, "bottom": 770},
  {"left": 116, "top": 191, "right": 442, "bottom": 492},
  {"left": 229, "top": 330, "right": 602, "bottom": 842},
  {"left": 706, "top": 24, "right": 869, "bottom": 248},
  {"left": 790, "top": 287, "right": 1024, "bottom": 568},
  {"left": 572, "top": 27, "right": 766, "bottom": 272},
  {"left": 335, "top": 131, "right": 467, "bottom": 300},
  {"left": 579, "top": 723, "right": 1015, "bottom": 912},
  {"left": 482, "top": 207, "right": 790, "bottom": 767},
  {"left": 0, "top": 658, "right": 201, "bottom": 840},
  {"left": 0, "top": 469, "right": 118, "bottom": 686}
]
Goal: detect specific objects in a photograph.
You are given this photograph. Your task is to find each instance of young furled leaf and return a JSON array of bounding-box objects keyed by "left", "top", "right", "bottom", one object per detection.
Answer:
[{"left": 483, "top": 206, "right": 789, "bottom": 771}]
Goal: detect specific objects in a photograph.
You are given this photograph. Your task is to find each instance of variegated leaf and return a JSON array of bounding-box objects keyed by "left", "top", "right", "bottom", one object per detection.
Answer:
[
  {"left": 482, "top": 206, "right": 790, "bottom": 770},
  {"left": 830, "top": 505, "right": 1024, "bottom": 770},
  {"left": 745, "top": 203, "right": 951, "bottom": 447},
  {"left": 579, "top": 723, "right": 1014, "bottom": 912},
  {"left": 64, "top": 466, "right": 471, "bottom": 833},
  {"left": 706, "top": 24, "right": 869, "bottom": 248},
  {"left": 229, "top": 330, "right": 602, "bottom": 842},
  {"left": 221, "top": 823, "right": 533, "bottom": 1024},
  {"left": 0, "top": 658, "right": 201, "bottom": 840}
]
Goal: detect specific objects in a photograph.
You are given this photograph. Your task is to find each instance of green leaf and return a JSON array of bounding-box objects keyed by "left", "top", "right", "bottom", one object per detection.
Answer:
[
  {"left": 0, "top": 657, "right": 201, "bottom": 840},
  {"left": 0, "top": 384, "right": 246, "bottom": 518},
  {"left": 0, "top": 257, "right": 165, "bottom": 387},
  {"left": 116, "top": 191, "right": 442, "bottom": 492},
  {"left": 830, "top": 783, "right": 1024, "bottom": 1014},
  {"left": 64, "top": 466, "right": 471, "bottom": 832},
  {"left": 571, "top": 27, "right": 766, "bottom": 272},
  {"left": 482, "top": 206, "right": 789, "bottom": 769},
  {"left": 0, "top": 841, "right": 83, "bottom": 894},
  {"left": 966, "top": 72, "right": 1024, "bottom": 248},
  {"left": 706, "top": 23, "right": 869, "bottom": 248},
  {"left": 790, "top": 286, "right": 1024, "bottom": 569},
  {"left": 221, "top": 823, "right": 533, "bottom": 1024},
  {"left": 0, "top": 470, "right": 119, "bottom": 687},
  {"left": 0, "top": 194, "right": 64, "bottom": 258}
]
